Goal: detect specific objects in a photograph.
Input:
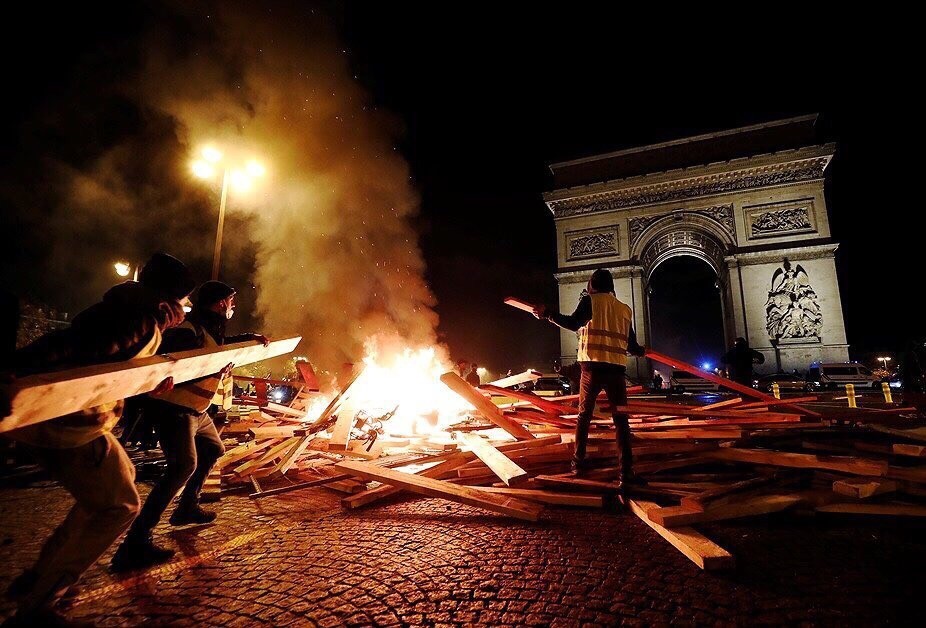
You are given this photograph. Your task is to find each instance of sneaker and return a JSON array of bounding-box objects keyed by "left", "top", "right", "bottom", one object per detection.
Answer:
[
  {"left": 5, "top": 569, "right": 37, "bottom": 600},
  {"left": 110, "top": 537, "right": 175, "bottom": 573},
  {"left": 169, "top": 504, "right": 217, "bottom": 526}
]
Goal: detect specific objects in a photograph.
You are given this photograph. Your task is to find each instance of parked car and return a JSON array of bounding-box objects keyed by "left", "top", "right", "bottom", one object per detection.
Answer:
[
  {"left": 807, "top": 362, "right": 881, "bottom": 390},
  {"left": 752, "top": 373, "right": 814, "bottom": 393},
  {"left": 520, "top": 375, "right": 571, "bottom": 397},
  {"left": 669, "top": 370, "right": 720, "bottom": 394}
]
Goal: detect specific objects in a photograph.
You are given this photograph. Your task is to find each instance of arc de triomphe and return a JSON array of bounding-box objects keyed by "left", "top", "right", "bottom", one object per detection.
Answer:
[{"left": 545, "top": 115, "right": 850, "bottom": 379}]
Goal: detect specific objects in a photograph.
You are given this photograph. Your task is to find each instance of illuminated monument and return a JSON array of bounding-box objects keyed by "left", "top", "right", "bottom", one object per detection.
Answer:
[{"left": 545, "top": 115, "right": 849, "bottom": 377}]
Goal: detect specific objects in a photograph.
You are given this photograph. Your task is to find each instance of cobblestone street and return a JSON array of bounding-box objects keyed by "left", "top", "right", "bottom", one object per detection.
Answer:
[{"left": 1, "top": 481, "right": 922, "bottom": 626}]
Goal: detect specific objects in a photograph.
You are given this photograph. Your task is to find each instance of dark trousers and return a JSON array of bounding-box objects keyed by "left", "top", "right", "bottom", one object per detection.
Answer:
[
  {"left": 127, "top": 410, "right": 225, "bottom": 540},
  {"left": 575, "top": 361, "right": 633, "bottom": 481}
]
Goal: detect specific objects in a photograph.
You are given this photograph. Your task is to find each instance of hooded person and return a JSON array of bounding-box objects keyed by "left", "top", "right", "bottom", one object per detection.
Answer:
[
  {"left": 3, "top": 252, "right": 194, "bottom": 623},
  {"left": 721, "top": 337, "right": 765, "bottom": 386},
  {"left": 111, "top": 280, "right": 268, "bottom": 572},
  {"left": 532, "top": 268, "right": 645, "bottom": 500}
]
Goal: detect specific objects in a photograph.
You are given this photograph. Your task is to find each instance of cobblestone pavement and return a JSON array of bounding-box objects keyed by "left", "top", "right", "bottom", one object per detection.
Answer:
[{"left": 1, "top": 481, "right": 923, "bottom": 626}]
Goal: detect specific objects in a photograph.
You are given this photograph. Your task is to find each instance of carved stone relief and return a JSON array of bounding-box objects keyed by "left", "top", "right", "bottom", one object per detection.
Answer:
[{"left": 765, "top": 258, "right": 822, "bottom": 340}]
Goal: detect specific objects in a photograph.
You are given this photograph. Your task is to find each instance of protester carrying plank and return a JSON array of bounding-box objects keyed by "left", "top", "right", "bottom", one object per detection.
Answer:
[
  {"left": 111, "top": 280, "right": 269, "bottom": 572},
  {"left": 2, "top": 252, "right": 194, "bottom": 624}
]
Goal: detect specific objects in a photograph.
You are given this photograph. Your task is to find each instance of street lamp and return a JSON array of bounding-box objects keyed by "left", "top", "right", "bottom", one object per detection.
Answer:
[
  {"left": 113, "top": 261, "right": 138, "bottom": 281},
  {"left": 877, "top": 356, "right": 892, "bottom": 371},
  {"left": 190, "top": 146, "right": 266, "bottom": 280}
]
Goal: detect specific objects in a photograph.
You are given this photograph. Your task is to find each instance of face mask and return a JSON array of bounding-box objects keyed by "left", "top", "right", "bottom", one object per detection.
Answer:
[{"left": 225, "top": 306, "right": 235, "bottom": 320}]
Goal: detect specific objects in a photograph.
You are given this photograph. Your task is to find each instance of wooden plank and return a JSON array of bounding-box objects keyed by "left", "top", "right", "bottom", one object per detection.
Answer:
[
  {"left": 893, "top": 444, "right": 926, "bottom": 457},
  {"left": 441, "top": 372, "right": 535, "bottom": 440},
  {"left": 648, "top": 494, "right": 803, "bottom": 527},
  {"left": 248, "top": 426, "right": 298, "bottom": 440},
  {"left": 633, "top": 429, "right": 743, "bottom": 440},
  {"left": 705, "top": 448, "right": 889, "bottom": 477},
  {"left": 503, "top": 296, "right": 536, "bottom": 313},
  {"left": 871, "top": 424, "right": 926, "bottom": 443},
  {"left": 680, "top": 474, "right": 787, "bottom": 511},
  {"left": 274, "top": 436, "right": 316, "bottom": 475},
  {"left": 2, "top": 336, "right": 301, "bottom": 433},
  {"left": 341, "top": 453, "right": 471, "bottom": 509},
  {"left": 473, "top": 487, "right": 603, "bottom": 507},
  {"left": 334, "top": 460, "right": 543, "bottom": 521},
  {"left": 697, "top": 397, "right": 744, "bottom": 411},
  {"left": 645, "top": 349, "right": 820, "bottom": 417},
  {"left": 534, "top": 474, "right": 622, "bottom": 492},
  {"left": 816, "top": 503, "right": 926, "bottom": 517},
  {"left": 304, "top": 366, "right": 366, "bottom": 432},
  {"left": 234, "top": 438, "right": 301, "bottom": 476},
  {"left": 455, "top": 432, "right": 529, "bottom": 486},
  {"left": 215, "top": 439, "right": 274, "bottom": 470},
  {"left": 481, "top": 385, "right": 571, "bottom": 415},
  {"left": 295, "top": 360, "right": 320, "bottom": 391},
  {"left": 628, "top": 500, "right": 735, "bottom": 571},
  {"left": 263, "top": 402, "right": 308, "bottom": 418},
  {"left": 486, "top": 369, "right": 543, "bottom": 389},
  {"left": 832, "top": 477, "right": 898, "bottom": 499}
]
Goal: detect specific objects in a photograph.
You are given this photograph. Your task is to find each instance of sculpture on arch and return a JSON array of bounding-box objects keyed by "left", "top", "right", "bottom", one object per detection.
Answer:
[{"left": 765, "top": 258, "right": 822, "bottom": 340}]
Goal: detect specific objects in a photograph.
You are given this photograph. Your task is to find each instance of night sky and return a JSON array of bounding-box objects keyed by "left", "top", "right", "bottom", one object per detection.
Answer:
[{"left": 1, "top": 2, "right": 917, "bottom": 375}]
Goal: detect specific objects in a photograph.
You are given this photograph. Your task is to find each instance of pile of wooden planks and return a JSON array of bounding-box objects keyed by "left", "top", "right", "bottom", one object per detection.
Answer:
[{"left": 206, "top": 352, "right": 926, "bottom": 571}]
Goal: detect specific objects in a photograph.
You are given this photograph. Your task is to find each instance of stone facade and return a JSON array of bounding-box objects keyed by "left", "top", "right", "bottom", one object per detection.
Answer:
[{"left": 546, "top": 118, "right": 849, "bottom": 377}]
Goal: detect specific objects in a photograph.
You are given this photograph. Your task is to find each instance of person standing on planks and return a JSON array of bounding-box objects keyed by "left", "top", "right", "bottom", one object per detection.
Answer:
[
  {"left": 720, "top": 337, "right": 765, "bottom": 386},
  {"left": 532, "top": 268, "right": 645, "bottom": 496},
  {"left": 111, "top": 280, "right": 268, "bottom": 572},
  {"left": 2, "top": 252, "right": 194, "bottom": 624}
]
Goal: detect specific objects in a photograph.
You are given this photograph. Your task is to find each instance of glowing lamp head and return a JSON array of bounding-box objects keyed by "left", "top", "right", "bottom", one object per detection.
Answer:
[
  {"left": 191, "top": 160, "right": 215, "bottom": 179},
  {"left": 229, "top": 170, "right": 252, "bottom": 191},
  {"left": 114, "top": 262, "right": 131, "bottom": 277},
  {"left": 245, "top": 160, "right": 265, "bottom": 177}
]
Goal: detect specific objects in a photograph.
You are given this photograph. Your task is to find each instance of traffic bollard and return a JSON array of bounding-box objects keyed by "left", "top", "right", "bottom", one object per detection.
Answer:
[
  {"left": 882, "top": 381, "right": 893, "bottom": 404},
  {"left": 771, "top": 382, "right": 781, "bottom": 400},
  {"left": 846, "top": 383, "right": 857, "bottom": 408}
]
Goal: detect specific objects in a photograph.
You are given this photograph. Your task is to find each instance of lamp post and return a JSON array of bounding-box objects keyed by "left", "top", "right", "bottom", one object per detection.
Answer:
[
  {"left": 191, "top": 146, "right": 265, "bottom": 280},
  {"left": 877, "top": 356, "right": 891, "bottom": 372}
]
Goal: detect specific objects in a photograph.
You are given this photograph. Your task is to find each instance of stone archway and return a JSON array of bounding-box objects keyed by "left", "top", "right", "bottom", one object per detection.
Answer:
[
  {"left": 546, "top": 117, "right": 850, "bottom": 377},
  {"left": 635, "top": 221, "right": 734, "bottom": 362}
]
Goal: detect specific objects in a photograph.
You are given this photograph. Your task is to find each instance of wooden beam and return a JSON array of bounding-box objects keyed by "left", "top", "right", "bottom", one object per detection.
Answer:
[
  {"left": 304, "top": 365, "right": 366, "bottom": 432},
  {"left": 628, "top": 500, "right": 735, "bottom": 571},
  {"left": 2, "top": 336, "right": 301, "bottom": 433},
  {"left": 485, "top": 369, "right": 543, "bottom": 389},
  {"left": 648, "top": 494, "right": 803, "bottom": 527},
  {"left": 473, "top": 487, "right": 603, "bottom": 507},
  {"left": 441, "top": 372, "right": 535, "bottom": 440},
  {"left": 705, "top": 448, "right": 889, "bottom": 476},
  {"left": 680, "top": 474, "right": 788, "bottom": 511},
  {"left": 455, "top": 432, "right": 530, "bottom": 486},
  {"left": 832, "top": 477, "right": 898, "bottom": 499},
  {"left": 215, "top": 439, "right": 274, "bottom": 471},
  {"left": 334, "top": 460, "right": 543, "bottom": 521},
  {"left": 816, "top": 503, "right": 926, "bottom": 517},
  {"left": 893, "top": 444, "right": 926, "bottom": 457},
  {"left": 645, "top": 349, "right": 820, "bottom": 417},
  {"left": 503, "top": 296, "right": 536, "bottom": 313},
  {"left": 263, "top": 402, "right": 307, "bottom": 418}
]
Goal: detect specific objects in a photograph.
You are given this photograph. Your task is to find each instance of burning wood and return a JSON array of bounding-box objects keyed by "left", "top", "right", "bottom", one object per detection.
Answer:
[{"left": 203, "top": 347, "right": 926, "bottom": 572}]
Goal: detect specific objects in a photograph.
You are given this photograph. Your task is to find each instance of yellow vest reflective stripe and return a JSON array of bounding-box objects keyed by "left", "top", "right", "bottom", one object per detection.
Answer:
[
  {"left": 155, "top": 321, "right": 225, "bottom": 413},
  {"left": 13, "top": 325, "right": 164, "bottom": 449},
  {"left": 577, "top": 293, "right": 633, "bottom": 366}
]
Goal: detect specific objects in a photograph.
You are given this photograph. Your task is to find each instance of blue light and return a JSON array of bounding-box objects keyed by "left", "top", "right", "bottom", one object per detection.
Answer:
[{"left": 701, "top": 362, "right": 712, "bottom": 371}]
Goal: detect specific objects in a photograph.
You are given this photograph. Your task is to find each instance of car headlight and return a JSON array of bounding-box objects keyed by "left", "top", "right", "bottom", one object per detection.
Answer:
[{"left": 890, "top": 381, "right": 902, "bottom": 388}]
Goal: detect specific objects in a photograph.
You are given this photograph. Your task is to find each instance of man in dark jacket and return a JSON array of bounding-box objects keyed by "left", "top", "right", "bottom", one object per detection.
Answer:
[
  {"left": 2, "top": 253, "right": 194, "bottom": 623},
  {"left": 721, "top": 337, "right": 765, "bottom": 386},
  {"left": 111, "top": 280, "right": 268, "bottom": 571}
]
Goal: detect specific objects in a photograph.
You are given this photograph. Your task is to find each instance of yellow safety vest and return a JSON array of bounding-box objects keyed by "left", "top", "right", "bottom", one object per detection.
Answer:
[
  {"left": 155, "top": 321, "right": 231, "bottom": 413},
  {"left": 576, "top": 293, "right": 633, "bottom": 366},
  {"left": 13, "top": 326, "right": 163, "bottom": 449}
]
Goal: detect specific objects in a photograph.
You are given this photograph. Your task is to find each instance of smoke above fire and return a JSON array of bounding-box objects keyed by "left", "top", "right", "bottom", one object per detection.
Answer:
[{"left": 3, "top": 2, "right": 445, "bottom": 376}]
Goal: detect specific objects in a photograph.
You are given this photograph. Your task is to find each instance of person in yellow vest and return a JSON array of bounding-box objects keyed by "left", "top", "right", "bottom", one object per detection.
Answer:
[
  {"left": 2, "top": 253, "right": 194, "bottom": 624},
  {"left": 533, "top": 268, "right": 645, "bottom": 494},
  {"left": 111, "top": 280, "right": 268, "bottom": 572}
]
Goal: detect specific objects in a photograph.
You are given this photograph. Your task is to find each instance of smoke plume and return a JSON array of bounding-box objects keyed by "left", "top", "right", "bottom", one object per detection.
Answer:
[{"left": 3, "top": 1, "right": 441, "bottom": 375}]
